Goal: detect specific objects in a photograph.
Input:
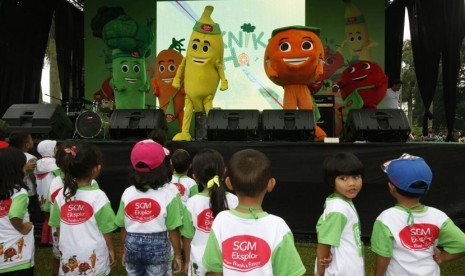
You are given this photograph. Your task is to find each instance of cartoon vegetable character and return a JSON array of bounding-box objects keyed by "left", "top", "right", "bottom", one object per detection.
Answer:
[
  {"left": 339, "top": 0, "right": 378, "bottom": 61},
  {"left": 89, "top": 250, "right": 97, "bottom": 272},
  {"left": 151, "top": 38, "right": 185, "bottom": 126},
  {"left": 91, "top": 7, "right": 154, "bottom": 109},
  {"left": 79, "top": 262, "right": 91, "bottom": 275},
  {"left": 68, "top": 255, "right": 79, "bottom": 272},
  {"left": 172, "top": 5, "right": 228, "bottom": 141},
  {"left": 0, "top": 242, "right": 4, "bottom": 255},
  {"left": 264, "top": 25, "right": 327, "bottom": 140},
  {"left": 241, "top": 23, "right": 256, "bottom": 48},
  {"left": 16, "top": 237, "right": 25, "bottom": 259},
  {"left": 336, "top": 60, "right": 387, "bottom": 115},
  {"left": 3, "top": 248, "right": 17, "bottom": 262}
]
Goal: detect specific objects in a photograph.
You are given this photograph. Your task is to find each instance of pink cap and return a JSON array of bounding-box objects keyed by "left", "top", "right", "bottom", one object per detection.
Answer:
[{"left": 130, "top": 139, "right": 166, "bottom": 172}]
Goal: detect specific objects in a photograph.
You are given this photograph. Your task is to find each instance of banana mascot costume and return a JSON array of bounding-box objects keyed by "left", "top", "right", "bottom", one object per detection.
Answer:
[
  {"left": 339, "top": 0, "right": 378, "bottom": 61},
  {"left": 172, "top": 6, "right": 228, "bottom": 141}
]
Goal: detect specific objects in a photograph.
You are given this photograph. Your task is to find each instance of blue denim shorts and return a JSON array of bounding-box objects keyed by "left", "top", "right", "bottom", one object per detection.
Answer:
[{"left": 125, "top": 231, "right": 170, "bottom": 265}]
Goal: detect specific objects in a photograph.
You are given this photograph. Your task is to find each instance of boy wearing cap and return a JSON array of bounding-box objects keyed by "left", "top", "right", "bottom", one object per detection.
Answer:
[
  {"left": 115, "top": 139, "right": 184, "bottom": 275},
  {"left": 371, "top": 153, "right": 465, "bottom": 276}
]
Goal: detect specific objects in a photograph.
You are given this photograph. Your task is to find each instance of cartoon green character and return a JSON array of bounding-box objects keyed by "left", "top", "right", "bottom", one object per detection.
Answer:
[
  {"left": 110, "top": 49, "right": 149, "bottom": 108},
  {"left": 92, "top": 8, "right": 154, "bottom": 109}
]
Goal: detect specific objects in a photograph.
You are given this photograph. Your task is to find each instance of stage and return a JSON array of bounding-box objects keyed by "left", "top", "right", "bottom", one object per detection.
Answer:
[{"left": 84, "top": 140, "right": 465, "bottom": 239}]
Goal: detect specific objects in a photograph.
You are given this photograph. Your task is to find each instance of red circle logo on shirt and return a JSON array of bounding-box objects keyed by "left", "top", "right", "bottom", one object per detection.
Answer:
[
  {"left": 222, "top": 235, "right": 271, "bottom": 272},
  {"left": 0, "top": 198, "right": 12, "bottom": 218},
  {"left": 197, "top": 208, "right": 214, "bottom": 233},
  {"left": 399, "top": 223, "right": 440, "bottom": 250},
  {"left": 125, "top": 198, "right": 161, "bottom": 223},
  {"left": 173, "top": 183, "right": 186, "bottom": 196},
  {"left": 50, "top": 188, "right": 62, "bottom": 204},
  {"left": 60, "top": 200, "right": 94, "bottom": 225}
]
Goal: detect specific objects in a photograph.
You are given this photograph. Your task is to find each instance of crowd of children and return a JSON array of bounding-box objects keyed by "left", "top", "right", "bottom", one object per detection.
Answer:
[{"left": 0, "top": 130, "right": 465, "bottom": 276}]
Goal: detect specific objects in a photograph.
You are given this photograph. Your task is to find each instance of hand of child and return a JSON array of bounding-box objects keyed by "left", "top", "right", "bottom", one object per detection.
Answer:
[
  {"left": 172, "top": 255, "right": 182, "bottom": 273},
  {"left": 433, "top": 247, "right": 443, "bottom": 265},
  {"left": 108, "top": 250, "right": 116, "bottom": 268},
  {"left": 121, "top": 253, "right": 126, "bottom": 267},
  {"left": 24, "top": 159, "right": 36, "bottom": 173},
  {"left": 21, "top": 222, "right": 33, "bottom": 235},
  {"left": 319, "top": 253, "right": 333, "bottom": 268}
]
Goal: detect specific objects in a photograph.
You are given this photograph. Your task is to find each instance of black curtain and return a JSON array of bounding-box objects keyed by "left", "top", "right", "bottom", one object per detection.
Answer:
[
  {"left": 0, "top": 0, "right": 56, "bottom": 117},
  {"left": 407, "top": 0, "right": 465, "bottom": 138},
  {"left": 385, "top": 0, "right": 405, "bottom": 86},
  {"left": 54, "top": 0, "right": 84, "bottom": 104}
]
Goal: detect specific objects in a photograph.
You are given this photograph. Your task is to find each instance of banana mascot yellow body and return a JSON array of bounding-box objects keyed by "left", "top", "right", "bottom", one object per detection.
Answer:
[{"left": 172, "top": 6, "right": 228, "bottom": 141}]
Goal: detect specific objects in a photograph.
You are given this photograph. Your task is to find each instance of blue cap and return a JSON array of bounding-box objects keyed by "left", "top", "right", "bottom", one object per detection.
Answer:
[{"left": 382, "top": 153, "right": 432, "bottom": 194}]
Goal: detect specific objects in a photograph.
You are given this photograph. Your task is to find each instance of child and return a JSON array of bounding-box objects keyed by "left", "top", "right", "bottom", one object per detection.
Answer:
[
  {"left": 115, "top": 139, "right": 183, "bottom": 275},
  {"left": 0, "top": 147, "right": 35, "bottom": 275},
  {"left": 170, "top": 148, "right": 198, "bottom": 204},
  {"left": 371, "top": 153, "right": 465, "bottom": 276},
  {"left": 34, "top": 139, "right": 60, "bottom": 247},
  {"left": 8, "top": 131, "right": 41, "bottom": 228},
  {"left": 203, "top": 149, "right": 305, "bottom": 275},
  {"left": 49, "top": 143, "right": 117, "bottom": 275},
  {"left": 315, "top": 152, "right": 365, "bottom": 276},
  {"left": 181, "top": 148, "right": 238, "bottom": 276},
  {"left": 47, "top": 143, "right": 72, "bottom": 276}
]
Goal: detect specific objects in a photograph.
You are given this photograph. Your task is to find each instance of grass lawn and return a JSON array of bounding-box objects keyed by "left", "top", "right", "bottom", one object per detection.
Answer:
[{"left": 33, "top": 234, "right": 465, "bottom": 275}]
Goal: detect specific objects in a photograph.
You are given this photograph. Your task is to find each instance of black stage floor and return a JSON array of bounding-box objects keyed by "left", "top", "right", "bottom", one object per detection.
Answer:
[{"left": 72, "top": 140, "right": 465, "bottom": 238}]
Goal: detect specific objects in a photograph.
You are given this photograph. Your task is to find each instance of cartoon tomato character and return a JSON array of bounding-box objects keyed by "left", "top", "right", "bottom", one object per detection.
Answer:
[
  {"left": 264, "top": 25, "right": 327, "bottom": 140},
  {"left": 324, "top": 45, "right": 345, "bottom": 81},
  {"left": 3, "top": 248, "right": 17, "bottom": 262},
  {"left": 79, "top": 262, "right": 91, "bottom": 275},
  {"left": 337, "top": 60, "right": 387, "bottom": 109},
  {"left": 151, "top": 47, "right": 185, "bottom": 126}
]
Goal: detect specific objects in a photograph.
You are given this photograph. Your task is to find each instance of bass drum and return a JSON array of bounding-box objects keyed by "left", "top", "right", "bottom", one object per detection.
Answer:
[{"left": 75, "top": 111, "right": 109, "bottom": 139}]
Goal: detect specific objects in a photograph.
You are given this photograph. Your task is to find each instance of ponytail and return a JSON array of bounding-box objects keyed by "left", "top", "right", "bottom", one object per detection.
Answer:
[
  {"left": 63, "top": 173, "right": 78, "bottom": 202},
  {"left": 207, "top": 176, "right": 228, "bottom": 217}
]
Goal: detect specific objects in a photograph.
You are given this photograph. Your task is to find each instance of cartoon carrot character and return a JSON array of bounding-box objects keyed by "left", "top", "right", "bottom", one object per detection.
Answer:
[
  {"left": 89, "top": 250, "right": 97, "bottom": 272},
  {"left": 16, "top": 237, "right": 25, "bottom": 259}
]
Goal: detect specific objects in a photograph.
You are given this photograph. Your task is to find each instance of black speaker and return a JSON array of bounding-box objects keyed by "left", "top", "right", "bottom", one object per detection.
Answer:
[
  {"left": 344, "top": 109, "right": 411, "bottom": 142},
  {"left": 109, "top": 109, "right": 167, "bottom": 139},
  {"left": 207, "top": 109, "right": 260, "bottom": 141},
  {"left": 316, "top": 107, "right": 335, "bottom": 137},
  {"left": 2, "top": 104, "right": 73, "bottom": 139},
  {"left": 195, "top": 112, "right": 208, "bottom": 140},
  {"left": 261, "top": 110, "right": 315, "bottom": 141}
]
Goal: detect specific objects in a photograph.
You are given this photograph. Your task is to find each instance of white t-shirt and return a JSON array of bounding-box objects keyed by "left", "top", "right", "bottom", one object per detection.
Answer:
[
  {"left": 203, "top": 210, "right": 306, "bottom": 276},
  {"left": 182, "top": 193, "right": 238, "bottom": 276},
  {"left": 371, "top": 205, "right": 465, "bottom": 276},
  {"left": 24, "top": 152, "right": 37, "bottom": 196},
  {"left": 0, "top": 188, "right": 35, "bottom": 273},
  {"left": 49, "top": 184, "right": 117, "bottom": 276},
  {"left": 383, "top": 88, "right": 400, "bottom": 109},
  {"left": 114, "top": 185, "right": 183, "bottom": 233},
  {"left": 170, "top": 173, "right": 198, "bottom": 205},
  {"left": 316, "top": 194, "right": 364, "bottom": 276}
]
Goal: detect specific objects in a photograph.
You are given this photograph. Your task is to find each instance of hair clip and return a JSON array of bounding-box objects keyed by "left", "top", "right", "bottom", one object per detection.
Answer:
[
  {"left": 207, "top": 175, "right": 220, "bottom": 188},
  {"left": 64, "top": 146, "right": 77, "bottom": 157}
]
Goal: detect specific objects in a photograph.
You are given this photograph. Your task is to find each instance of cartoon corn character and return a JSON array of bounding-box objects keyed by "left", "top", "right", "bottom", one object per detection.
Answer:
[{"left": 172, "top": 5, "right": 228, "bottom": 141}]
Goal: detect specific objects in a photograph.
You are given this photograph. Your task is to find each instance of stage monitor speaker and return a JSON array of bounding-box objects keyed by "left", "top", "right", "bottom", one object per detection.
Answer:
[
  {"left": 345, "top": 109, "right": 411, "bottom": 142},
  {"left": 2, "top": 104, "right": 73, "bottom": 139},
  {"left": 316, "top": 107, "right": 335, "bottom": 137},
  {"left": 207, "top": 109, "right": 260, "bottom": 141},
  {"left": 109, "top": 109, "right": 167, "bottom": 139},
  {"left": 261, "top": 110, "right": 315, "bottom": 141},
  {"left": 195, "top": 112, "right": 208, "bottom": 140}
]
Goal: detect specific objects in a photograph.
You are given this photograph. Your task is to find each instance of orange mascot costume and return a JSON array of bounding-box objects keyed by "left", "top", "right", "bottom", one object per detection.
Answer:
[{"left": 264, "top": 26, "right": 326, "bottom": 140}]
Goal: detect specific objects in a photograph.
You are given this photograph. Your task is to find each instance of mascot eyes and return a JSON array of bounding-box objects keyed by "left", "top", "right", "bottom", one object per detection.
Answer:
[
  {"left": 192, "top": 43, "right": 199, "bottom": 51},
  {"left": 133, "top": 65, "right": 140, "bottom": 73},
  {"left": 350, "top": 36, "right": 355, "bottom": 42},
  {"left": 362, "top": 63, "right": 371, "bottom": 70},
  {"left": 168, "top": 64, "right": 176, "bottom": 72},
  {"left": 279, "top": 42, "right": 291, "bottom": 52},
  {"left": 326, "top": 57, "right": 334, "bottom": 65},
  {"left": 357, "top": 35, "right": 363, "bottom": 41},
  {"left": 202, "top": 45, "right": 210, "bottom": 53},
  {"left": 121, "top": 65, "right": 129, "bottom": 73},
  {"left": 348, "top": 67, "right": 356, "bottom": 73},
  {"left": 159, "top": 65, "right": 165, "bottom": 73},
  {"left": 301, "top": 41, "right": 313, "bottom": 51}
]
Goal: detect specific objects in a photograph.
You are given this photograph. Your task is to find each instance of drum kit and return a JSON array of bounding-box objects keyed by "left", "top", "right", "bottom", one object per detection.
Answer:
[{"left": 64, "top": 98, "right": 113, "bottom": 139}]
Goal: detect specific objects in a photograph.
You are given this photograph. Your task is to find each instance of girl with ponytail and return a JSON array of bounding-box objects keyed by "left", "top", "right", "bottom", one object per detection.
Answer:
[
  {"left": 180, "top": 148, "right": 238, "bottom": 276},
  {"left": 49, "top": 143, "right": 117, "bottom": 275}
]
